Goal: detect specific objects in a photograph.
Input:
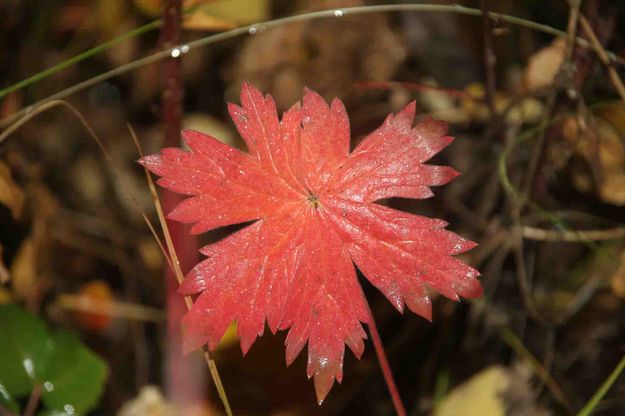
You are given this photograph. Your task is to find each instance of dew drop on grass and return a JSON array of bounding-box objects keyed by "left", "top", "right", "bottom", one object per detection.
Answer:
[{"left": 23, "top": 357, "right": 34, "bottom": 377}]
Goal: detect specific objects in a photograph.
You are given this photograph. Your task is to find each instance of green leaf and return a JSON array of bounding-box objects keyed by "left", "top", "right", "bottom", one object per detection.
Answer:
[
  {"left": 0, "top": 303, "right": 49, "bottom": 411},
  {"left": 0, "top": 384, "right": 20, "bottom": 413},
  {"left": 0, "top": 304, "right": 107, "bottom": 415},
  {"left": 40, "top": 331, "right": 107, "bottom": 415}
]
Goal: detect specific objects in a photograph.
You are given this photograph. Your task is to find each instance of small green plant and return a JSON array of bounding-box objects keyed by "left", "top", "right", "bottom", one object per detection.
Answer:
[{"left": 0, "top": 304, "right": 107, "bottom": 415}]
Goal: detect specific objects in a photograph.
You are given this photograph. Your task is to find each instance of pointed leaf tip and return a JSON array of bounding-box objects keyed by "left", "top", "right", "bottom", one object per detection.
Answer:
[{"left": 313, "top": 365, "right": 338, "bottom": 405}]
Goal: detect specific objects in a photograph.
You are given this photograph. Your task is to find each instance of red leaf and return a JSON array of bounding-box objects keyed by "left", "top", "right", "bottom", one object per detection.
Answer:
[{"left": 140, "top": 82, "right": 482, "bottom": 404}]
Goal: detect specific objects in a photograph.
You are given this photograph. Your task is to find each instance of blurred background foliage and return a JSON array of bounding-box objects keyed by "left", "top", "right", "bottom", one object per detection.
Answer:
[{"left": 1, "top": 0, "right": 625, "bottom": 415}]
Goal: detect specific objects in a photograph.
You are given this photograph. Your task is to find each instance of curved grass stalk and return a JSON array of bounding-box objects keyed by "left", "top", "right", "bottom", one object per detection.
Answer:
[
  {"left": 0, "top": 20, "right": 161, "bottom": 100},
  {"left": 2, "top": 3, "right": 624, "bottom": 131},
  {"left": 0, "top": 1, "right": 213, "bottom": 101}
]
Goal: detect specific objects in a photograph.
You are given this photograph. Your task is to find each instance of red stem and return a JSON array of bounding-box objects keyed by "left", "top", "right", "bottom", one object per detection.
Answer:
[
  {"left": 162, "top": 0, "right": 183, "bottom": 148},
  {"left": 23, "top": 383, "right": 41, "bottom": 416},
  {"left": 160, "top": 0, "right": 204, "bottom": 409},
  {"left": 364, "top": 299, "right": 407, "bottom": 416}
]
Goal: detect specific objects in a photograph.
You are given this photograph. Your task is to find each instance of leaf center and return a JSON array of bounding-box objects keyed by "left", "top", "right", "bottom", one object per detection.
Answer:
[{"left": 307, "top": 193, "right": 320, "bottom": 208}]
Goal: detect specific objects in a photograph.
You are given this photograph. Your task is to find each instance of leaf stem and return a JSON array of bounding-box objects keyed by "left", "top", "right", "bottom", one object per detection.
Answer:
[
  {"left": 364, "top": 299, "right": 407, "bottom": 416},
  {"left": 23, "top": 383, "right": 41, "bottom": 416}
]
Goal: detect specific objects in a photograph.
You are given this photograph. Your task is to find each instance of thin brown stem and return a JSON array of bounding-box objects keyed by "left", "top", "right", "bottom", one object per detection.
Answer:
[
  {"left": 500, "top": 327, "right": 573, "bottom": 411},
  {"left": 511, "top": 230, "right": 550, "bottom": 325},
  {"left": 503, "top": 1, "right": 582, "bottom": 328},
  {"left": 159, "top": 2, "right": 212, "bottom": 413},
  {"left": 55, "top": 294, "right": 165, "bottom": 322},
  {"left": 161, "top": 0, "right": 183, "bottom": 148},
  {"left": 522, "top": 225, "right": 625, "bottom": 242},
  {"left": 520, "top": 0, "right": 580, "bottom": 200},
  {"left": 480, "top": 0, "right": 497, "bottom": 116},
  {"left": 579, "top": 15, "right": 625, "bottom": 103},
  {"left": 23, "top": 384, "right": 41, "bottom": 416},
  {"left": 363, "top": 298, "right": 407, "bottom": 416},
  {"left": 140, "top": 145, "right": 233, "bottom": 416}
]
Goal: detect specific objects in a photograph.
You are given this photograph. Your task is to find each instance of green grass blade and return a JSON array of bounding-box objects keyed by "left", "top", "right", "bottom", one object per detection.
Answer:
[
  {"left": 0, "top": 19, "right": 161, "bottom": 100},
  {"left": 577, "top": 354, "right": 625, "bottom": 416}
]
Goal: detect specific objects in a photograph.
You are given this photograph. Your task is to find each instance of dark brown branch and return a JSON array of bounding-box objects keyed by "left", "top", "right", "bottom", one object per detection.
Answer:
[
  {"left": 480, "top": 0, "right": 497, "bottom": 116},
  {"left": 161, "top": 0, "right": 183, "bottom": 147}
]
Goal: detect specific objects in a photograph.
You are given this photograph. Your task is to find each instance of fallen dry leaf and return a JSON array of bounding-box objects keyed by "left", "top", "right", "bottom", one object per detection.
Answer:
[
  {"left": 117, "top": 385, "right": 176, "bottom": 416},
  {"left": 0, "top": 161, "right": 24, "bottom": 219},
  {"left": 116, "top": 385, "right": 215, "bottom": 416},
  {"left": 523, "top": 38, "right": 565, "bottom": 92},
  {"left": 610, "top": 250, "right": 625, "bottom": 298},
  {"left": 182, "top": 113, "right": 238, "bottom": 147},
  {"left": 135, "top": 0, "right": 267, "bottom": 28},
  {"left": 8, "top": 185, "right": 59, "bottom": 302},
  {"left": 435, "top": 364, "right": 545, "bottom": 416},
  {"left": 0, "top": 245, "right": 9, "bottom": 284},
  {"left": 435, "top": 366, "right": 511, "bottom": 416},
  {"left": 561, "top": 108, "right": 625, "bottom": 205},
  {"left": 10, "top": 238, "right": 36, "bottom": 300},
  {"left": 194, "top": 0, "right": 268, "bottom": 25},
  {"left": 182, "top": 11, "right": 236, "bottom": 31},
  {"left": 75, "top": 280, "right": 114, "bottom": 332},
  {"left": 0, "top": 286, "right": 12, "bottom": 304}
]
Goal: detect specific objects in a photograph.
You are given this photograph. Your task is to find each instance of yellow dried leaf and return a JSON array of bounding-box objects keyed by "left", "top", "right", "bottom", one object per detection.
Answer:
[
  {"left": 0, "top": 245, "right": 9, "bottom": 284},
  {"left": 138, "top": 238, "right": 164, "bottom": 272},
  {"left": 182, "top": 114, "right": 237, "bottom": 147},
  {"left": 117, "top": 385, "right": 176, "bottom": 416},
  {"left": 216, "top": 322, "right": 238, "bottom": 351},
  {"left": 135, "top": 0, "right": 266, "bottom": 24},
  {"left": 182, "top": 11, "right": 236, "bottom": 31},
  {"left": 197, "top": 0, "right": 268, "bottom": 24},
  {"left": 117, "top": 384, "right": 217, "bottom": 416},
  {"left": 0, "top": 161, "right": 24, "bottom": 219},
  {"left": 610, "top": 251, "right": 625, "bottom": 298},
  {"left": 460, "top": 82, "right": 543, "bottom": 125},
  {"left": 10, "top": 238, "right": 36, "bottom": 300},
  {"left": 435, "top": 366, "right": 511, "bottom": 416},
  {"left": 562, "top": 112, "right": 625, "bottom": 205},
  {"left": 600, "top": 174, "right": 625, "bottom": 205},
  {"left": 523, "top": 38, "right": 565, "bottom": 92},
  {"left": 0, "top": 286, "right": 12, "bottom": 304},
  {"left": 596, "top": 101, "right": 625, "bottom": 134},
  {"left": 133, "top": 0, "right": 162, "bottom": 16}
]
